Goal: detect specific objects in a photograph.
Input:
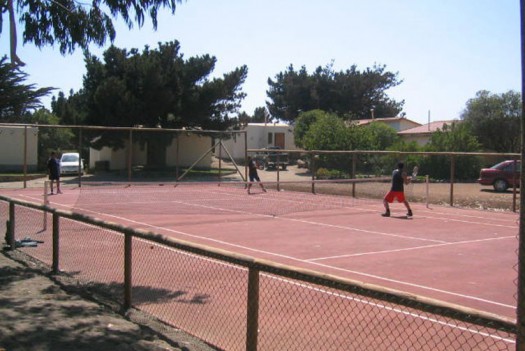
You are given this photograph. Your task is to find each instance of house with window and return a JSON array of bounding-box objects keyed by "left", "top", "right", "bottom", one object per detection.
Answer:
[
  {"left": 0, "top": 125, "right": 39, "bottom": 172},
  {"left": 89, "top": 131, "right": 213, "bottom": 171},
  {"left": 353, "top": 116, "right": 422, "bottom": 132},
  {"left": 397, "top": 120, "right": 459, "bottom": 146},
  {"left": 216, "top": 123, "right": 298, "bottom": 161}
]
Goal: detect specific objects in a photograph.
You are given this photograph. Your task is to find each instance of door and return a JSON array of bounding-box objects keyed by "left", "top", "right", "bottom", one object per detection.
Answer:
[{"left": 274, "top": 133, "right": 285, "bottom": 149}]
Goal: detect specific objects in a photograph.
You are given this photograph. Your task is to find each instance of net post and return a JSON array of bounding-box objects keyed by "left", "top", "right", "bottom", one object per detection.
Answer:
[
  {"left": 127, "top": 129, "right": 133, "bottom": 183},
  {"left": 425, "top": 175, "right": 429, "bottom": 208},
  {"left": 277, "top": 153, "right": 281, "bottom": 192},
  {"left": 513, "top": 159, "right": 518, "bottom": 212},
  {"left": 449, "top": 154, "right": 455, "bottom": 206},
  {"left": 23, "top": 125, "right": 27, "bottom": 189},
  {"left": 311, "top": 154, "right": 317, "bottom": 194},
  {"left": 218, "top": 137, "right": 223, "bottom": 182},
  {"left": 351, "top": 153, "right": 357, "bottom": 197}
]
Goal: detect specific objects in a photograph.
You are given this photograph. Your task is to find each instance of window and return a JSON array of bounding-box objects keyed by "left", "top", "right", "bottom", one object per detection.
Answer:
[{"left": 267, "top": 133, "right": 273, "bottom": 145}]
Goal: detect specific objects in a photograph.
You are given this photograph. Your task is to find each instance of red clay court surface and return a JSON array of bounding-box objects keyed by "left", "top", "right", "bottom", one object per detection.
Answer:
[{"left": 1, "top": 183, "right": 518, "bottom": 322}]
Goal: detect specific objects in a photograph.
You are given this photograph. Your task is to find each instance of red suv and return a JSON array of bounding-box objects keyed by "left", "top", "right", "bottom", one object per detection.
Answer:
[{"left": 477, "top": 160, "right": 520, "bottom": 192}]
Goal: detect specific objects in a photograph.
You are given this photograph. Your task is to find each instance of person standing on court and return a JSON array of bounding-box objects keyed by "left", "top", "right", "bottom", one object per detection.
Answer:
[
  {"left": 247, "top": 156, "right": 266, "bottom": 194},
  {"left": 382, "top": 162, "right": 412, "bottom": 217},
  {"left": 47, "top": 151, "right": 62, "bottom": 194}
]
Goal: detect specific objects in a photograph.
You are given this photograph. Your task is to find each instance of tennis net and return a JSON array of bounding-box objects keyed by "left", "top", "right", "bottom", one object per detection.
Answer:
[{"left": 59, "top": 177, "right": 392, "bottom": 218}]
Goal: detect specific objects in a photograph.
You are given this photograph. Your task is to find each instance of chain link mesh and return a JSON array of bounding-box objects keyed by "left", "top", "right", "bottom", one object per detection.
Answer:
[{"left": 0, "top": 196, "right": 518, "bottom": 350}]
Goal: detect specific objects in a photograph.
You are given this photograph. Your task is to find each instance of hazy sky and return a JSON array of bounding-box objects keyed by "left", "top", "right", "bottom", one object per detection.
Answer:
[{"left": 1, "top": 0, "right": 521, "bottom": 125}]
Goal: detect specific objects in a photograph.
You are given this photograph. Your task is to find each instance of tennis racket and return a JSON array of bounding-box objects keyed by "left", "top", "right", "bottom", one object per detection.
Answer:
[
  {"left": 411, "top": 166, "right": 418, "bottom": 181},
  {"left": 407, "top": 166, "right": 418, "bottom": 197}
]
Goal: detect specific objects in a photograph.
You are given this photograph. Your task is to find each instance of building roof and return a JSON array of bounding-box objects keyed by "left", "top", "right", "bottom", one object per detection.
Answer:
[
  {"left": 397, "top": 120, "right": 460, "bottom": 135},
  {"left": 354, "top": 116, "right": 413, "bottom": 126},
  {"left": 247, "top": 122, "right": 291, "bottom": 127}
]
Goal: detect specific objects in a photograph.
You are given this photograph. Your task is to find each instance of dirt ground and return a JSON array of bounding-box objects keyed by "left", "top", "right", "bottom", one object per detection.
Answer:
[
  {"left": 0, "top": 249, "right": 217, "bottom": 351},
  {"left": 257, "top": 165, "right": 520, "bottom": 212}
]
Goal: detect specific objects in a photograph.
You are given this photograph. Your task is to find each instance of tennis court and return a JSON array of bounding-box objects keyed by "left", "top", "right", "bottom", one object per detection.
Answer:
[{"left": 3, "top": 179, "right": 517, "bottom": 322}]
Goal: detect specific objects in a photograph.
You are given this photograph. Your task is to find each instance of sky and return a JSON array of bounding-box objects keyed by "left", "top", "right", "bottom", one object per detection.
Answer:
[{"left": 0, "top": 0, "right": 521, "bottom": 125}]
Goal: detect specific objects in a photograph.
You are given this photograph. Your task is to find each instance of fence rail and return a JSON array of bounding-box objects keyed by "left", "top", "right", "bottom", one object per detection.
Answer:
[{"left": 0, "top": 195, "right": 517, "bottom": 350}]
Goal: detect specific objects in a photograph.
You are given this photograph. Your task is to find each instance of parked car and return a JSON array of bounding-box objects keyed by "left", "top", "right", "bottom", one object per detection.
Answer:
[
  {"left": 477, "top": 160, "right": 520, "bottom": 192},
  {"left": 60, "top": 152, "right": 84, "bottom": 175},
  {"left": 257, "top": 146, "right": 289, "bottom": 170}
]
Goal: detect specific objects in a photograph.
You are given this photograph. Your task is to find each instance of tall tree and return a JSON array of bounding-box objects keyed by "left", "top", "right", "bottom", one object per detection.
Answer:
[
  {"left": 56, "top": 41, "right": 247, "bottom": 148},
  {"left": 1, "top": 0, "right": 182, "bottom": 66},
  {"left": 266, "top": 63, "right": 404, "bottom": 123},
  {"left": 460, "top": 90, "right": 521, "bottom": 153},
  {"left": 0, "top": 56, "right": 54, "bottom": 121}
]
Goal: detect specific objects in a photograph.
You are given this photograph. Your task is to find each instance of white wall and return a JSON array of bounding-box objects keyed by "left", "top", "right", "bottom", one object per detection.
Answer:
[
  {"left": 217, "top": 123, "right": 297, "bottom": 161},
  {"left": 0, "top": 126, "right": 38, "bottom": 171},
  {"left": 90, "top": 133, "right": 212, "bottom": 170}
]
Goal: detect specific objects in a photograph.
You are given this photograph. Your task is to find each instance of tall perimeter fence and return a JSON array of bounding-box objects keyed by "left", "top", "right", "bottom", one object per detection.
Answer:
[
  {"left": 0, "top": 196, "right": 518, "bottom": 351},
  {"left": 0, "top": 122, "right": 523, "bottom": 349}
]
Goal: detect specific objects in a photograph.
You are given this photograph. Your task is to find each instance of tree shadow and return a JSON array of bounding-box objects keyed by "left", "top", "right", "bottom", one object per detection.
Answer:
[{"left": 0, "top": 250, "right": 219, "bottom": 351}]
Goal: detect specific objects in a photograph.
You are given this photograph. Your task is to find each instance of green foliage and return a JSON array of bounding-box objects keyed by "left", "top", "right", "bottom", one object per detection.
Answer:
[
  {"left": 0, "top": 57, "right": 54, "bottom": 121},
  {"left": 358, "top": 122, "right": 400, "bottom": 150},
  {"left": 252, "top": 107, "right": 271, "bottom": 123},
  {"left": 3, "top": 0, "right": 182, "bottom": 64},
  {"left": 51, "top": 91, "right": 87, "bottom": 125},
  {"left": 316, "top": 168, "right": 347, "bottom": 179},
  {"left": 302, "top": 113, "right": 352, "bottom": 150},
  {"left": 294, "top": 110, "right": 326, "bottom": 148},
  {"left": 300, "top": 113, "right": 357, "bottom": 170},
  {"left": 421, "top": 122, "right": 482, "bottom": 180},
  {"left": 54, "top": 41, "right": 247, "bottom": 149},
  {"left": 30, "top": 109, "right": 75, "bottom": 169},
  {"left": 267, "top": 63, "right": 404, "bottom": 123},
  {"left": 460, "top": 90, "right": 521, "bottom": 152}
]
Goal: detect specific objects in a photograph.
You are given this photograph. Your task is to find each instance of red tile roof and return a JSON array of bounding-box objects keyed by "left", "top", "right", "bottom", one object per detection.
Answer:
[{"left": 397, "top": 120, "right": 460, "bottom": 135}]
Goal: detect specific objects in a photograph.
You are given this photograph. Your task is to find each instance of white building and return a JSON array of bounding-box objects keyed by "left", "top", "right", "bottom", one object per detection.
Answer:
[
  {"left": 0, "top": 125, "right": 39, "bottom": 172},
  {"left": 216, "top": 123, "right": 298, "bottom": 161},
  {"left": 89, "top": 132, "right": 213, "bottom": 171}
]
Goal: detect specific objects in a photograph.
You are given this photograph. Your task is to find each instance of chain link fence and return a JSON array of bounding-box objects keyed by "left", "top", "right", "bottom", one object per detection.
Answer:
[{"left": 0, "top": 195, "right": 517, "bottom": 351}]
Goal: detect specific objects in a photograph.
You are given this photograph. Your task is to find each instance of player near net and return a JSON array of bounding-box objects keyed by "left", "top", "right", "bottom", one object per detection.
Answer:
[
  {"left": 381, "top": 162, "right": 413, "bottom": 218},
  {"left": 247, "top": 156, "right": 267, "bottom": 194}
]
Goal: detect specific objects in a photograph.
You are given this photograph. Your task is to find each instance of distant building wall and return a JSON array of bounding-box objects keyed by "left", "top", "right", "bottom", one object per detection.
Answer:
[
  {"left": 217, "top": 123, "right": 297, "bottom": 161},
  {"left": 0, "top": 126, "right": 39, "bottom": 172},
  {"left": 89, "top": 133, "right": 212, "bottom": 170}
]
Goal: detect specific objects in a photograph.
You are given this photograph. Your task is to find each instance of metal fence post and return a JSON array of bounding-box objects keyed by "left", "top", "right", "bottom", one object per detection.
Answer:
[
  {"left": 246, "top": 266, "right": 260, "bottom": 351},
  {"left": 52, "top": 211, "right": 60, "bottom": 274},
  {"left": 124, "top": 233, "right": 133, "bottom": 309},
  {"left": 7, "top": 202, "right": 15, "bottom": 250},
  {"left": 449, "top": 155, "right": 455, "bottom": 206},
  {"left": 352, "top": 153, "right": 357, "bottom": 197},
  {"left": 311, "top": 154, "right": 317, "bottom": 194}
]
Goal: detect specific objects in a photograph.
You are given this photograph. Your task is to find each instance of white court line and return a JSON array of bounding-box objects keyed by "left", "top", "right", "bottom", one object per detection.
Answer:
[
  {"left": 35, "top": 194, "right": 516, "bottom": 313},
  {"left": 308, "top": 235, "right": 516, "bottom": 261},
  {"left": 18, "top": 191, "right": 516, "bottom": 312},
  {"left": 13, "top": 192, "right": 516, "bottom": 344},
  {"left": 354, "top": 203, "right": 519, "bottom": 228},
  {"left": 270, "top": 275, "right": 515, "bottom": 344},
  {"left": 135, "top": 237, "right": 518, "bottom": 344}
]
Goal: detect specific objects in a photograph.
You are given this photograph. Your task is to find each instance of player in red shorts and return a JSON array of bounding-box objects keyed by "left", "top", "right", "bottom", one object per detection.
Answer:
[{"left": 382, "top": 162, "right": 413, "bottom": 217}]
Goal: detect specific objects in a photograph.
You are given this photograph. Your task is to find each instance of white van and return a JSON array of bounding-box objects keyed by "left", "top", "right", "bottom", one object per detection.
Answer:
[{"left": 60, "top": 153, "right": 84, "bottom": 175}]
